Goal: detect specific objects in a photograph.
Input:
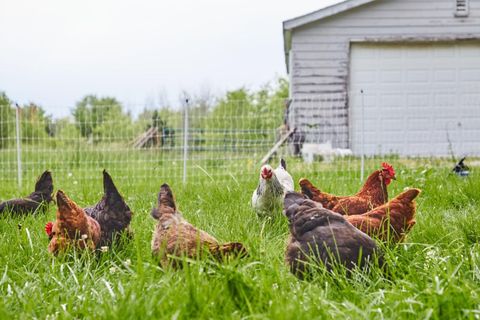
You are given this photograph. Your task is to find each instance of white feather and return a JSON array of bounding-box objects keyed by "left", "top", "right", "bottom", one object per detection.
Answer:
[
  {"left": 274, "top": 164, "right": 294, "bottom": 193},
  {"left": 251, "top": 160, "right": 294, "bottom": 217},
  {"left": 251, "top": 185, "right": 283, "bottom": 217}
]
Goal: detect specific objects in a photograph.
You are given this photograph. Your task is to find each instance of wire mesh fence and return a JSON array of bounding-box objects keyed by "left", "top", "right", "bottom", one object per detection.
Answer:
[
  {"left": 0, "top": 88, "right": 478, "bottom": 190},
  {"left": 0, "top": 98, "right": 285, "bottom": 188}
]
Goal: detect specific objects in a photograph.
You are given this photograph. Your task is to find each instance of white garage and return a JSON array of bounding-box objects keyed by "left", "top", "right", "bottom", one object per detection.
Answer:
[
  {"left": 349, "top": 42, "right": 480, "bottom": 156},
  {"left": 283, "top": 0, "right": 480, "bottom": 156}
]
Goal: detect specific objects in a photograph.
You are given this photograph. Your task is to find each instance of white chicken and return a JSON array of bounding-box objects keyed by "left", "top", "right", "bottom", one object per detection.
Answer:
[{"left": 252, "top": 159, "right": 294, "bottom": 217}]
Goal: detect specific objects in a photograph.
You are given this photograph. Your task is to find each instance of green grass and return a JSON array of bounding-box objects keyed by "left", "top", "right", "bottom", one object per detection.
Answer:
[{"left": 0, "top": 157, "right": 479, "bottom": 319}]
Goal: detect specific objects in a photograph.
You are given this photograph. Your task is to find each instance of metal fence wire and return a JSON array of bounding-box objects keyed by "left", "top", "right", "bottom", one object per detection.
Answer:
[
  {"left": 0, "top": 99, "right": 284, "bottom": 187},
  {"left": 0, "top": 91, "right": 477, "bottom": 189}
]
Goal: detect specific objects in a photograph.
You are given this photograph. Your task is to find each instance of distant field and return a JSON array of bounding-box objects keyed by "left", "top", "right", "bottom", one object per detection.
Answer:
[
  {"left": 0, "top": 142, "right": 471, "bottom": 185},
  {"left": 0, "top": 156, "right": 479, "bottom": 319}
]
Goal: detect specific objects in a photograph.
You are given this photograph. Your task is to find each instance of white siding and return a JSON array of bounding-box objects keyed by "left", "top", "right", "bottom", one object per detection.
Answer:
[
  {"left": 288, "top": 0, "right": 480, "bottom": 148},
  {"left": 349, "top": 42, "right": 480, "bottom": 156}
]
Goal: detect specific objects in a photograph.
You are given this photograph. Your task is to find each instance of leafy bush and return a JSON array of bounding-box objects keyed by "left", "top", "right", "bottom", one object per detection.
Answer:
[
  {"left": 0, "top": 92, "right": 14, "bottom": 148},
  {"left": 19, "top": 103, "right": 50, "bottom": 143},
  {"left": 73, "top": 95, "right": 138, "bottom": 142}
]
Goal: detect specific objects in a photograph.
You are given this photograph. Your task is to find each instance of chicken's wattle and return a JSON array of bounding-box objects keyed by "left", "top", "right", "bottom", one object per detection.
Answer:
[{"left": 45, "top": 222, "right": 53, "bottom": 237}]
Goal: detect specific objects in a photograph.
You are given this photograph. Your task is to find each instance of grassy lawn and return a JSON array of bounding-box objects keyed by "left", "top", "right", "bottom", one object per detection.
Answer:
[{"left": 0, "top": 156, "right": 479, "bottom": 319}]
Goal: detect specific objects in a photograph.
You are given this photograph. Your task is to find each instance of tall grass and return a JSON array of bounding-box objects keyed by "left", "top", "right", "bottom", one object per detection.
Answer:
[{"left": 0, "top": 158, "right": 478, "bottom": 319}]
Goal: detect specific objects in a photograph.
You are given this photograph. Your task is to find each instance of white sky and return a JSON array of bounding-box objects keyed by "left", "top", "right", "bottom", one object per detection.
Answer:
[{"left": 0, "top": 0, "right": 341, "bottom": 117}]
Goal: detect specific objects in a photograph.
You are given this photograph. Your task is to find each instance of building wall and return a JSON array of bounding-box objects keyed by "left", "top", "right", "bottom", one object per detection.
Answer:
[{"left": 288, "top": 0, "right": 480, "bottom": 148}]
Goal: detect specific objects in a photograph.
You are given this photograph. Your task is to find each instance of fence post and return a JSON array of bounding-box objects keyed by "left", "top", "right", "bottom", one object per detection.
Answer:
[
  {"left": 15, "top": 104, "right": 22, "bottom": 189},
  {"left": 360, "top": 90, "right": 365, "bottom": 182},
  {"left": 182, "top": 99, "right": 189, "bottom": 185}
]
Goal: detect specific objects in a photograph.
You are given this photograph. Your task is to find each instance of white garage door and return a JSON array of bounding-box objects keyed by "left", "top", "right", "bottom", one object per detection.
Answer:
[{"left": 349, "top": 42, "right": 480, "bottom": 157}]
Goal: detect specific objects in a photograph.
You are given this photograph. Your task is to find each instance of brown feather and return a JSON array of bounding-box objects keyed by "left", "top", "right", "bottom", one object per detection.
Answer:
[
  {"left": 346, "top": 188, "right": 421, "bottom": 243},
  {"left": 299, "top": 178, "right": 345, "bottom": 210},
  {"left": 299, "top": 166, "right": 394, "bottom": 215},
  {"left": 151, "top": 184, "right": 247, "bottom": 268},
  {"left": 48, "top": 190, "right": 101, "bottom": 255},
  {"left": 210, "top": 242, "right": 248, "bottom": 260}
]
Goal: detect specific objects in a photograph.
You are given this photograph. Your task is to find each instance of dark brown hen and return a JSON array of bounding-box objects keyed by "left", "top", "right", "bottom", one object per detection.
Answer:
[
  {"left": 151, "top": 183, "right": 247, "bottom": 268},
  {"left": 284, "top": 192, "right": 380, "bottom": 278},
  {"left": 0, "top": 170, "right": 53, "bottom": 215},
  {"left": 85, "top": 170, "right": 132, "bottom": 247}
]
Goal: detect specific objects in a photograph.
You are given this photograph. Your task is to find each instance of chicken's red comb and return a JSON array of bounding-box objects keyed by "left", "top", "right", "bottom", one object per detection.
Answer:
[
  {"left": 382, "top": 162, "right": 395, "bottom": 173},
  {"left": 45, "top": 222, "right": 53, "bottom": 237}
]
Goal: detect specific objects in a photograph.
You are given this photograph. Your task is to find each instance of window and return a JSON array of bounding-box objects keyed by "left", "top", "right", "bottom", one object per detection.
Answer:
[{"left": 455, "top": 0, "right": 469, "bottom": 17}]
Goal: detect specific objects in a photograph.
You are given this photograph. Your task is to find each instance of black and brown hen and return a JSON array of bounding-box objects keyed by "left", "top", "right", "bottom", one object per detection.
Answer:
[
  {"left": 0, "top": 170, "right": 53, "bottom": 215},
  {"left": 85, "top": 170, "right": 132, "bottom": 247}
]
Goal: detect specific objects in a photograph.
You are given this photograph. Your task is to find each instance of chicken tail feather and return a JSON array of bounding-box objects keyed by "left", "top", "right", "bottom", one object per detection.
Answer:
[
  {"left": 35, "top": 170, "right": 53, "bottom": 194},
  {"left": 103, "top": 170, "right": 122, "bottom": 199},
  {"left": 159, "top": 183, "right": 176, "bottom": 211},
  {"left": 151, "top": 184, "right": 177, "bottom": 219},
  {"left": 395, "top": 188, "right": 421, "bottom": 203},
  {"left": 214, "top": 242, "right": 248, "bottom": 259},
  {"left": 56, "top": 190, "right": 74, "bottom": 216}
]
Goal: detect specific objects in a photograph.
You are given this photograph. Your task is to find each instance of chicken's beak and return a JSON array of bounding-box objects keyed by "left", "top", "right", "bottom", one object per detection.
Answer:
[{"left": 392, "top": 176, "right": 397, "bottom": 180}]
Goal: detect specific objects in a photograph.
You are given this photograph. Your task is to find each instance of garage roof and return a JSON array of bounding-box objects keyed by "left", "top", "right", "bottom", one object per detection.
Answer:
[{"left": 282, "top": 0, "right": 379, "bottom": 71}]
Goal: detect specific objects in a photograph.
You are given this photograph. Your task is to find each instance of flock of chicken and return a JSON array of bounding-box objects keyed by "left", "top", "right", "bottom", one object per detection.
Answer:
[
  {"left": 0, "top": 160, "right": 421, "bottom": 278},
  {"left": 252, "top": 160, "right": 420, "bottom": 276}
]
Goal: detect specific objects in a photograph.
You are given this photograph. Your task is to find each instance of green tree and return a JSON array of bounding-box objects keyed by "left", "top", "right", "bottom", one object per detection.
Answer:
[
  {"left": 20, "top": 103, "right": 50, "bottom": 143},
  {"left": 199, "top": 78, "right": 288, "bottom": 150},
  {"left": 0, "top": 92, "right": 14, "bottom": 148},
  {"left": 93, "top": 108, "right": 135, "bottom": 142},
  {"left": 73, "top": 95, "right": 134, "bottom": 142},
  {"left": 252, "top": 77, "right": 288, "bottom": 129},
  {"left": 53, "top": 117, "right": 79, "bottom": 139}
]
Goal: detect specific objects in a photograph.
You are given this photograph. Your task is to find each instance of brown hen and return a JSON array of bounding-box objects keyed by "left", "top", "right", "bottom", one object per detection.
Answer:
[
  {"left": 300, "top": 162, "right": 396, "bottom": 215},
  {"left": 151, "top": 183, "right": 247, "bottom": 268},
  {"left": 346, "top": 188, "right": 420, "bottom": 243},
  {"left": 47, "top": 190, "right": 101, "bottom": 255}
]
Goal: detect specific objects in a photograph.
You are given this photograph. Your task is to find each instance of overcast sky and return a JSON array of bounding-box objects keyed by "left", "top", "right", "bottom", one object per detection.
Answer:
[{"left": 0, "top": 0, "right": 341, "bottom": 117}]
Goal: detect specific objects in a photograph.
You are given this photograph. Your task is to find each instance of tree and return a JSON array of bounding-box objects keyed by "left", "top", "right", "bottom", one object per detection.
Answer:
[
  {"left": 252, "top": 77, "right": 288, "bottom": 130},
  {"left": 198, "top": 78, "right": 289, "bottom": 150},
  {"left": 72, "top": 95, "right": 134, "bottom": 142},
  {"left": 93, "top": 108, "right": 134, "bottom": 142},
  {"left": 20, "top": 103, "right": 50, "bottom": 143},
  {"left": 0, "top": 92, "right": 14, "bottom": 148}
]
